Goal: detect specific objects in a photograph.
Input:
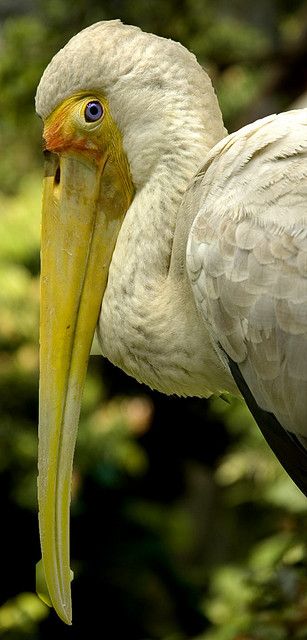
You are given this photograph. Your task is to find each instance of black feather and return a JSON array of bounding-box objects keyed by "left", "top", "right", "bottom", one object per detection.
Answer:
[{"left": 228, "top": 357, "right": 307, "bottom": 498}]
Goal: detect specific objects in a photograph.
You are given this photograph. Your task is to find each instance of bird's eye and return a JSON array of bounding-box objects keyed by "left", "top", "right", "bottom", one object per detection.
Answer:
[{"left": 84, "top": 100, "right": 104, "bottom": 123}]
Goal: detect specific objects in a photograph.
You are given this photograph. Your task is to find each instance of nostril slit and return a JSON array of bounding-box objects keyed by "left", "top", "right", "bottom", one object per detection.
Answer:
[{"left": 54, "top": 166, "right": 61, "bottom": 185}]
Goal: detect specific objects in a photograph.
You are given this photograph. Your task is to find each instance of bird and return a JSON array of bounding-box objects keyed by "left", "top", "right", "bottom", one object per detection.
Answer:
[{"left": 35, "top": 20, "right": 307, "bottom": 624}]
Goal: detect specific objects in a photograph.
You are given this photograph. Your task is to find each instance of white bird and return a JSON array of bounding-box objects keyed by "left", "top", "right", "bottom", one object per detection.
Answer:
[{"left": 35, "top": 20, "right": 307, "bottom": 624}]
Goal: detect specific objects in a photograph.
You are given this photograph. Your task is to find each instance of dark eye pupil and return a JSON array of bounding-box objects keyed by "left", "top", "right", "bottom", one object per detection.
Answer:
[{"left": 85, "top": 100, "right": 103, "bottom": 122}]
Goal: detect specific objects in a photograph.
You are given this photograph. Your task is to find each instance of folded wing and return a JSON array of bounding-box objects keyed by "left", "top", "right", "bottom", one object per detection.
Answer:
[{"left": 187, "top": 109, "right": 307, "bottom": 493}]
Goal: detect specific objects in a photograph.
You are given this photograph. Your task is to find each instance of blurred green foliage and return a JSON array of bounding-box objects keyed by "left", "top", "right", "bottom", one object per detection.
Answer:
[{"left": 1, "top": 1, "right": 307, "bottom": 639}]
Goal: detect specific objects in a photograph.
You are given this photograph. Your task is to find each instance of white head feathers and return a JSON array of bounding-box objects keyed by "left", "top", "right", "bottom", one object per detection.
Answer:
[{"left": 36, "top": 20, "right": 226, "bottom": 187}]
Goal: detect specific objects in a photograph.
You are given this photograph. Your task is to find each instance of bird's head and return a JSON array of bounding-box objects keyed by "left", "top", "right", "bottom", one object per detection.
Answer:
[{"left": 35, "top": 20, "right": 225, "bottom": 624}]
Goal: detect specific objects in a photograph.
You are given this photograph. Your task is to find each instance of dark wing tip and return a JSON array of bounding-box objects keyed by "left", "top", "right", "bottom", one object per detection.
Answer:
[{"left": 228, "top": 357, "right": 307, "bottom": 498}]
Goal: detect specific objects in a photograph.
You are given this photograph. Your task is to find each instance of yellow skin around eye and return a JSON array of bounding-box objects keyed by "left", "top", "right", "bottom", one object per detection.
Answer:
[{"left": 44, "top": 92, "right": 124, "bottom": 160}]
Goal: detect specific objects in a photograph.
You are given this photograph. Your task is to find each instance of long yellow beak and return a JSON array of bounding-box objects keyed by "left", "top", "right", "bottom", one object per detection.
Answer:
[{"left": 38, "top": 149, "right": 131, "bottom": 623}]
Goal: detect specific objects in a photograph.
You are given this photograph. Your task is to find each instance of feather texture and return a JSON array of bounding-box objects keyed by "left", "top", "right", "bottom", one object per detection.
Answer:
[{"left": 187, "top": 109, "right": 307, "bottom": 438}]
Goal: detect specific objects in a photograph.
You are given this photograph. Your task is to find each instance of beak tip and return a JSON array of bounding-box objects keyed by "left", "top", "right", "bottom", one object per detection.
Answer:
[
  {"left": 58, "top": 606, "right": 72, "bottom": 626},
  {"left": 51, "top": 593, "right": 72, "bottom": 625},
  {"left": 35, "top": 560, "right": 73, "bottom": 624}
]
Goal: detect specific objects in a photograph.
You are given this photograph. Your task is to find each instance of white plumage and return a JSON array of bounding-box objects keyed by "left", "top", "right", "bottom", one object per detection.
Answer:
[
  {"left": 36, "top": 19, "right": 307, "bottom": 623},
  {"left": 187, "top": 110, "right": 307, "bottom": 438}
]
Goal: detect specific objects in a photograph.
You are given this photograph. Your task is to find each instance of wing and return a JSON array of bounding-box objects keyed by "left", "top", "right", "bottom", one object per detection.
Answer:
[{"left": 186, "top": 109, "right": 307, "bottom": 494}]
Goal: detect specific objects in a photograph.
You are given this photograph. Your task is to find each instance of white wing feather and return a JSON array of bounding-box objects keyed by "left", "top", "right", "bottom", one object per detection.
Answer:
[{"left": 187, "top": 109, "right": 307, "bottom": 438}]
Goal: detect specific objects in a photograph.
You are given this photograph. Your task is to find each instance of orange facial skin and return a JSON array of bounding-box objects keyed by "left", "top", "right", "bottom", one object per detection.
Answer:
[{"left": 43, "top": 93, "right": 108, "bottom": 161}]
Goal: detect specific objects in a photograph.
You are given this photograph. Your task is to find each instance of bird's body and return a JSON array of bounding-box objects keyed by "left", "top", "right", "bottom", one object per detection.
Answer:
[{"left": 35, "top": 20, "right": 307, "bottom": 623}]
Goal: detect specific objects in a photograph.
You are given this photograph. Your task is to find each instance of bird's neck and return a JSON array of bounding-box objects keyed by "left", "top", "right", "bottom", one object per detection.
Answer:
[
  {"left": 108, "top": 121, "right": 214, "bottom": 293},
  {"left": 125, "top": 114, "right": 226, "bottom": 276},
  {"left": 99, "top": 115, "right": 235, "bottom": 396}
]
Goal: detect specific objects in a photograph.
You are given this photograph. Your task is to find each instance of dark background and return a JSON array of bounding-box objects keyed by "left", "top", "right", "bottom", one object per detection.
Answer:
[{"left": 1, "top": 1, "right": 307, "bottom": 638}]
